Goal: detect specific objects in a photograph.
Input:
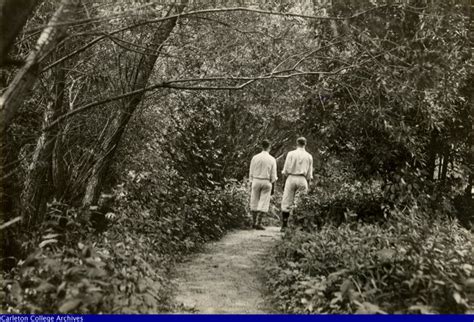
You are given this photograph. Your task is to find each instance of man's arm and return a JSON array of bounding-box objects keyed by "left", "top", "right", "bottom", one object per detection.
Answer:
[
  {"left": 271, "top": 158, "right": 278, "bottom": 183},
  {"left": 249, "top": 157, "right": 254, "bottom": 182},
  {"left": 282, "top": 152, "right": 291, "bottom": 176},
  {"left": 270, "top": 158, "right": 277, "bottom": 195},
  {"left": 307, "top": 154, "right": 314, "bottom": 182}
]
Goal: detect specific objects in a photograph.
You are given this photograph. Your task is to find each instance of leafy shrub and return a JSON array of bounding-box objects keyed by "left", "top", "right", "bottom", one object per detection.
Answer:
[
  {"left": 111, "top": 170, "right": 250, "bottom": 249},
  {"left": 294, "top": 179, "right": 385, "bottom": 229},
  {"left": 265, "top": 209, "right": 473, "bottom": 313},
  {"left": 1, "top": 174, "right": 250, "bottom": 313},
  {"left": 1, "top": 202, "right": 173, "bottom": 313}
]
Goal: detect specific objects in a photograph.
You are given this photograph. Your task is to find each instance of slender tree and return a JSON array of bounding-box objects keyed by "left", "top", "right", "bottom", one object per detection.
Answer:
[
  {"left": 0, "top": 0, "right": 79, "bottom": 226},
  {"left": 82, "top": 3, "right": 186, "bottom": 205}
]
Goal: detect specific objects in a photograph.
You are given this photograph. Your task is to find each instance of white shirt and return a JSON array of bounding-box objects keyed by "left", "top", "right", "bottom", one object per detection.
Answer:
[
  {"left": 249, "top": 151, "right": 278, "bottom": 183},
  {"left": 282, "top": 147, "right": 313, "bottom": 180}
]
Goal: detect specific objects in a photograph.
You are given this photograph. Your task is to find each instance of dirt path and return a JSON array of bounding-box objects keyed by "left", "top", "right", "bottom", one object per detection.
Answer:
[{"left": 172, "top": 226, "right": 281, "bottom": 313}]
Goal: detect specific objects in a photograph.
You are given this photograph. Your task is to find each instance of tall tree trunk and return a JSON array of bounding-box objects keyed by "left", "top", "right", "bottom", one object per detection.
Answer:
[
  {"left": 0, "top": 0, "right": 79, "bottom": 226},
  {"left": 52, "top": 121, "right": 70, "bottom": 198},
  {"left": 21, "top": 49, "right": 66, "bottom": 227},
  {"left": 82, "top": 4, "right": 185, "bottom": 206},
  {"left": 0, "top": 0, "right": 79, "bottom": 135}
]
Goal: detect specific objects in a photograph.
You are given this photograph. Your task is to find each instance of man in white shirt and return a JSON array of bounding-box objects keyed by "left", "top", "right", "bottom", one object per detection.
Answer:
[
  {"left": 280, "top": 137, "right": 313, "bottom": 231},
  {"left": 249, "top": 139, "right": 277, "bottom": 230}
]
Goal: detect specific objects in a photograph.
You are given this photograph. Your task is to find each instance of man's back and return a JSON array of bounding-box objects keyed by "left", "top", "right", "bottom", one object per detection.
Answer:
[
  {"left": 250, "top": 151, "right": 277, "bottom": 182},
  {"left": 282, "top": 148, "right": 313, "bottom": 180},
  {"left": 280, "top": 137, "right": 313, "bottom": 230}
]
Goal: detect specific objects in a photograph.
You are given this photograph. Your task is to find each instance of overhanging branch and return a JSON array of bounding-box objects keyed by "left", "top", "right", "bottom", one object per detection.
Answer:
[
  {"left": 44, "top": 42, "right": 404, "bottom": 131},
  {"left": 44, "top": 67, "right": 353, "bottom": 131},
  {"left": 33, "top": 4, "right": 394, "bottom": 32},
  {"left": 41, "top": 5, "right": 395, "bottom": 72}
]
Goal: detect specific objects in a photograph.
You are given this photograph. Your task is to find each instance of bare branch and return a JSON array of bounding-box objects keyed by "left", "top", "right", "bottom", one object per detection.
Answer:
[
  {"left": 44, "top": 69, "right": 342, "bottom": 130},
  {"left": 32, "top": 4, "right": 393, "bottom": 32},
  {"left": 44, "top": 39, "right": 405, "bottom": 132},
  {"left": 42, "top": 5, "right": 395, "bottom": 72},
  {"left": 291, "top": 38, "right": 348, "bottom": 70},
  {"left": 0, "top": 216, "right": 22, "bottom": 230}
]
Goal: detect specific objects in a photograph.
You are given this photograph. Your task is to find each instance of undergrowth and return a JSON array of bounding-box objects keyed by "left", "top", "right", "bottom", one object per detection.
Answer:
[
  {"left": 265, "top": 176, "right": 474, "bottom": 314},
  {"left": 1, "top": 176, "right": 249, "bottom": 313}
]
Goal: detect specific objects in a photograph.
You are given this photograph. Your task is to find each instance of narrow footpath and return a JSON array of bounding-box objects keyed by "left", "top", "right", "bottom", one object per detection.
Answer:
[{"left": 172, "top": 226, "right": 281, "bottom": 313}]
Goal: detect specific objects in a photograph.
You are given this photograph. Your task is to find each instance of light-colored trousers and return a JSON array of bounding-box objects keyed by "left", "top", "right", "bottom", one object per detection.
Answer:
[
  {"left": 250, "top": 178, "right": 272, "bottom": 212},
  {"left": 281, "top": 175, "right": 308, "bottom": 212}
]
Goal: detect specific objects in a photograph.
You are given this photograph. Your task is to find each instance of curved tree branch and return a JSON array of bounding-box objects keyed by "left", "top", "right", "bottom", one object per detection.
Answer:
[{"left": 42, "top": 4, "right": 395, "bottom": 72}]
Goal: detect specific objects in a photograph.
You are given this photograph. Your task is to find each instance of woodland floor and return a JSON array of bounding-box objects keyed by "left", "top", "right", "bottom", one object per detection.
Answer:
[{"left": 171, "top": 226, "right": 281, "bottom": 313}]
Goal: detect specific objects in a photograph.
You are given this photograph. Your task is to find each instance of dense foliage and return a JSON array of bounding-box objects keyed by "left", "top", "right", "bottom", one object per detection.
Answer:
[
  {"left": 0, "top": 0, "right": 472, "bottom": 314},
  {"left": 266, "top": 217, "right": 473, "bottom": 314},
  {"left": 264, "top": 0, "right": 473, "bottom": 314},
  {"left": 1, "top": 178, "right": 249, "bottom": 313},
  {"left": 266, "top": 140, "right": 472, "bottom": 315}
]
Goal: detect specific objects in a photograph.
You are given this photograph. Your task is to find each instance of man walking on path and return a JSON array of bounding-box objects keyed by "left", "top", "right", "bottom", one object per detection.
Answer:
[
  {"left": 280, "top": 137, "right": 313, "bottom": 231},
  {"left": 249, "top": 139, "right": 277, "bottom": 230}
]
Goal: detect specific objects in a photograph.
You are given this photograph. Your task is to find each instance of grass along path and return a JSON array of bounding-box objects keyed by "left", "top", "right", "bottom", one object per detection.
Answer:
[{"left": 171, "top": 226, "right": 281, "bottom": 313}]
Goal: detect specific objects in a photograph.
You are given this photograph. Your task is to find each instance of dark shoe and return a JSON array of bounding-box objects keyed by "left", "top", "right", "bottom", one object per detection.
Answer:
[
  {"left": 281, "top": 211, "right": 289, "bottom": 229},
  {"left": 251, "top": 211, "right": 257, "bottom": 228},
  {"left": 254, "top": 224, "right": 265, "bottom": 230},
  {"left": 280, "top": 212, "right": 289, "bottom": 232}
]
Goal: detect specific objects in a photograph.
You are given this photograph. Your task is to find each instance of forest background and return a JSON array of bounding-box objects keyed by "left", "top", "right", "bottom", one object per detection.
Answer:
[{"left": 0, "top": 0, "right": 472, "bottom": 314}]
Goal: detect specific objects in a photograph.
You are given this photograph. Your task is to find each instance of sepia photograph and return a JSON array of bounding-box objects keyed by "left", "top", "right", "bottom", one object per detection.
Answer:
[{"left": 0, "top": 0, "right": 473, "bottom": 317}]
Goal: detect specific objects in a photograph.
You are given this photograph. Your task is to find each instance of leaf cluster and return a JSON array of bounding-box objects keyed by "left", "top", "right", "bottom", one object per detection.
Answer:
[{"left": 265, "top": 213, "right": 473, "bottom": 313}]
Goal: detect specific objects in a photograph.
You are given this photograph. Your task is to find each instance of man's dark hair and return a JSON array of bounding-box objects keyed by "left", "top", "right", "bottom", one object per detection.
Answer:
[
  {"left": 262, "top": 139, "right": 271, "bottom": 150},
  {"left": 297, "top": 137, "right": 307, "bottom": 146}
]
